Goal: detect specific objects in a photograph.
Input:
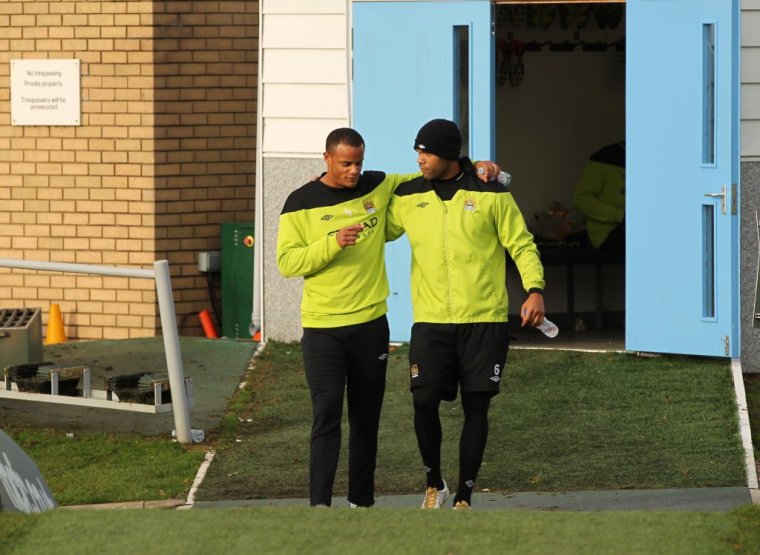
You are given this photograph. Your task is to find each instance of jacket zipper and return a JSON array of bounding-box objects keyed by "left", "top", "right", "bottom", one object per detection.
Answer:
[{"left": 441, "top": 199, "right": 454, "bottom": 320}]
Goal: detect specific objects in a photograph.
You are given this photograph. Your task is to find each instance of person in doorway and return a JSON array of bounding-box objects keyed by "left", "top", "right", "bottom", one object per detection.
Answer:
[
  {"left": 386, "top": 119, "right": 546, "bottom": 510},
  {"left": 276, "top": 127, "right": 501, "bottom": 508},
  {"left": 573, "top": 141, "right": 626, "bottom": 256}
]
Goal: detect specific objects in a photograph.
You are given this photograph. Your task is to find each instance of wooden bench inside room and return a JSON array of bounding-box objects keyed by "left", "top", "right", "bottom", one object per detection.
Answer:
[{"left": 509, "top": 242, "right": 625, "bottom": 329}]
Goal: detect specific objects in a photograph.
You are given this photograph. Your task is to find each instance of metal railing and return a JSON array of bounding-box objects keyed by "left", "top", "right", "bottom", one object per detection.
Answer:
[{"left": 0, "top": 258, "right": 192, "bottom": 444}]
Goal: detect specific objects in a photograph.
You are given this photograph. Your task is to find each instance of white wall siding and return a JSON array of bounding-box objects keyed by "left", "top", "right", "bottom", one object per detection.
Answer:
[
  {"left": 744, "top": 8, "right": 760, "bottom": 39},
  {"left": 742, "top": 48, "right": 760, "bottom": 83},
  {"left": 264, "top": 84, "right": 348, "bottom": 118},
  {"left": 743, "top": 1, "right": 760, "bottom": 160},
  {"left": 260, "top": 4, "right": 350, "bottom": 157},
  {"left": 266, "top": 0, "right": 347, "bottom": 14},
  {"left": 263, "top": 118, "right": 349, "bottom": 155},
  {"left": 263, "top": 14, "right": 347, "bottom": 49},
  {"left": 744, "top": 84, "right": 760, "bottom": 118},
  {"left": 263, "top": 49, "right": 347, "bottom": 84},
  {"left": 742, "top": 121, "right": 760, "bottom": 156}
]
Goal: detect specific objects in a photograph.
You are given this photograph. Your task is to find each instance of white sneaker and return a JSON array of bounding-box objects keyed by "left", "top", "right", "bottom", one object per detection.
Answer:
[{"left": 421, "top": 480, "right": 448, "bottom": 509}]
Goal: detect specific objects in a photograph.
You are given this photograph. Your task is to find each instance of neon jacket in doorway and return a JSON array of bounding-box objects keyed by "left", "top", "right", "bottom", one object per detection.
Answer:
[{"left": 573, "top": 142, "right": 626, "bottom": 248}]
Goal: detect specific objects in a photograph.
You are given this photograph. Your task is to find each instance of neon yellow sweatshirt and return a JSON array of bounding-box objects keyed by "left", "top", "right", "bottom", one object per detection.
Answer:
[{"left": 276, "top": 171, "right": 418, "bottom": 328}]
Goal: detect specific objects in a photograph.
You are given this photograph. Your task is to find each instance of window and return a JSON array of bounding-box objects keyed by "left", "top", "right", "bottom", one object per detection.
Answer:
[
  {"left": 702, "top": 204, "right": 716, "bottom": 319},
  {"left": 453, "top": 25, "right": 470, "bottom": 156},
  {"left": 702, "top": 23, "right": 716, "bottom": 165}
]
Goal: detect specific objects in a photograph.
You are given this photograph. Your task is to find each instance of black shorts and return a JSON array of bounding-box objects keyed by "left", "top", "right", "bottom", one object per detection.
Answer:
[{"left": 408, "top": 322, "right": 510, "bottom": 401}]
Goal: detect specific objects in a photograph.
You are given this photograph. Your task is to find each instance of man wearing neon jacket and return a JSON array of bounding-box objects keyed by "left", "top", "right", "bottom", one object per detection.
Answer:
[
  {"left": 386, "top": 118, "right": 546, "bottom": 510},
  {"left": 573, "top": 141, "right": 626, "bottom": 256}
]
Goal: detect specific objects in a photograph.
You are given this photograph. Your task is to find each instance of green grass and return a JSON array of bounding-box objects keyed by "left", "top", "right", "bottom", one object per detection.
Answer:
[
  {"left": 499, "top": 350, "right": 742, "bottom": 490},
  {"left": 198, "top": 341, "right": 745, "bottom": 501},
  {"left": 0, "top": 341, "right": 756, "bottom": 555},
  {"left": 2, "top": 505, "right": 760, "bottom": 555},
  {"left": 0, "top": 342, "right": 745, "bottom": 507},
  {"left": 744, "top": 374, "right": 760, "bottom": 470},
  {"left": 3, "top": 426, "right": 205, "bottom": 505}
]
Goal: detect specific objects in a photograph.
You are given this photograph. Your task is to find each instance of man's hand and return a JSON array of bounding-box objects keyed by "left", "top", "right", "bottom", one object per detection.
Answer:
[
  {"left": 474, "top": 161, "right": 501, "bottom": 182},
  {"left": 336, "top": 224, "right": 365, "bottom": 249},
  {"left": 520, "top": 292, "right": 545, "bottom": 327}
]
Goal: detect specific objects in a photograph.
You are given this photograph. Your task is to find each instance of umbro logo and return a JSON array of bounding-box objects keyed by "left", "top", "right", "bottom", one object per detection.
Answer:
[
  {"left": 321, "top": 215, "right": 334, "bottom": 221},
  {"left": 417, "top": 202, "right": 429, "bottom": 208},
  {"left": 378, "top": 353, "right": 388, "bottom": 360}
]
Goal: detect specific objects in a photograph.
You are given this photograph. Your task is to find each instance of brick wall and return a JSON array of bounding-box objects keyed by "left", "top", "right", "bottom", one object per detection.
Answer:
[{"left": 0, "top": 1, "right": 258, "bottom": 339}]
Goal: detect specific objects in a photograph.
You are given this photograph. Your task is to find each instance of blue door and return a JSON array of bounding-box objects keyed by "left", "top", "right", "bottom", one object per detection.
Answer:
[
  {"left": 353, "top": 1, "right": 494, "bottom": 341},
  {"left": 626, "top": 0, "right": 739, "bottom": 356}
]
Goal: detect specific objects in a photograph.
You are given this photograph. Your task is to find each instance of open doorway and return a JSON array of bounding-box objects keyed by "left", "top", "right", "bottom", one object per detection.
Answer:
[{"left": 494, "top": 2, "right": 626, "bottom": 349}]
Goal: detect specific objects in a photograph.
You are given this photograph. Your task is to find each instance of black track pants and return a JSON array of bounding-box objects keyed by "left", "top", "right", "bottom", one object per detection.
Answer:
[{"left": 301, "top": 315, "right": 389, "bottom": 507}]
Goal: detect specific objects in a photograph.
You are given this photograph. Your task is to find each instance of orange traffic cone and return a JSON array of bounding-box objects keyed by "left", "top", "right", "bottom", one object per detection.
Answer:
[
  {"left": 198, "top": 309, "right": 218, "bottom": 339},
  {"left": 45, "top": 303, "right": 67, "bottom": 344}
]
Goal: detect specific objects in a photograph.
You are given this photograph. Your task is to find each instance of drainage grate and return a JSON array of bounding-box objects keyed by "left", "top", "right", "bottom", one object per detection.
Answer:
[
  {"left": 0, "top": 308, "right": 43, "bottom": 370},
  {"left": 0, "top": 308, "right": 39, "bottom": 330}
]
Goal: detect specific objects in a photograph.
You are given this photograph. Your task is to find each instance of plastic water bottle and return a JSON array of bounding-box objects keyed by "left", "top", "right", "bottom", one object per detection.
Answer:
[
  {"left": 497, "top": 171, "right": 511, "bottom": 186},
  {"left": 477, "top": 167, "right": 511, "bottom": 187},
  {"left": 536, "top": 317, "right": 559, "bottom": 338}
]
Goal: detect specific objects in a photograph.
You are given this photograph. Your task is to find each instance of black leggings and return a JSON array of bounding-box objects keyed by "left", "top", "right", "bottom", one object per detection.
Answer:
[{"left": 413, "top": 387, "right": 491, "bottom": 504}]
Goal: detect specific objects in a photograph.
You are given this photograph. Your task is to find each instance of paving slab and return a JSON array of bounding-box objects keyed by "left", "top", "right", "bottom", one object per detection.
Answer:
[{"left": 192, "top": 487, "right": 753, "bottom": 512}]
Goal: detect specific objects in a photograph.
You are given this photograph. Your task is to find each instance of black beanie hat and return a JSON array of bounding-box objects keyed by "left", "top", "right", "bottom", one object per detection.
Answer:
[{"left": 414, "top": 119, "right": 462, "bottom": 161}]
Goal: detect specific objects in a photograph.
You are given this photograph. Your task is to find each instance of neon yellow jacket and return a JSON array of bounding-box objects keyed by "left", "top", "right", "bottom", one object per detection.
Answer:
[
  {"left": 276, "top": 171, "right": 418, "bottom": 328},
  {"left": 573, "top": 142, "right": 625, "bottom": 248},
  {"left": 386, "top": 158, "right": 544, "bottom": 324}
]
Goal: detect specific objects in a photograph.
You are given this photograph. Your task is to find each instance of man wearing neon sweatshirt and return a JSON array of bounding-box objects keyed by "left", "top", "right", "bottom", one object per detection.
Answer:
[{"left": 573, "top": 141, "right": 626, "bottom": 255}]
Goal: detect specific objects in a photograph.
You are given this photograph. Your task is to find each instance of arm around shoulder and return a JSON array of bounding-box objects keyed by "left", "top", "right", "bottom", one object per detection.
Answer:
[{"left": 385, "top": 193, "right": 406, "bottom": 242}]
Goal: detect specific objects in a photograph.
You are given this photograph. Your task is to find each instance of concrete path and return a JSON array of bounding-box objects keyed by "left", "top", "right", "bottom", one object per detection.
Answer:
[
  {"left": 193, "top": 487, "right": 753, "bottom": 512},
  {"left": 0, "top": 337, "right": 257, "bottom": 435}
]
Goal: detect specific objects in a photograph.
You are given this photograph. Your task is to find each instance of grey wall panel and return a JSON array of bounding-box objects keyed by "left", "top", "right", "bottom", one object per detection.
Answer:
[
  {"left": 263, "top": 157, "right": 325, "bottom": 342},
  {"left": 741, "top": 161, "right": 760, "bottom": 372}
]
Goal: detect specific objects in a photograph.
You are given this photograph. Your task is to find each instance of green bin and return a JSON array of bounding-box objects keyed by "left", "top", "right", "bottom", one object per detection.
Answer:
[{"left": 221, "top": 222, "right": 254, "bottom": 339}]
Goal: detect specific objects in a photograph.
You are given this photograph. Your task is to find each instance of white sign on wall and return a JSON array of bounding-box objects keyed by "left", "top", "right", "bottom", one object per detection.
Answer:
[{"left": 10, "top": 59, "right": 81, "bottom": 126}]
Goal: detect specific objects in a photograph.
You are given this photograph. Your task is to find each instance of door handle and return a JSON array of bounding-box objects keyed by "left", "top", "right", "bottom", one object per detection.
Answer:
[{"left": 704, "top": 186, "right": 726, "bottom": 215}]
